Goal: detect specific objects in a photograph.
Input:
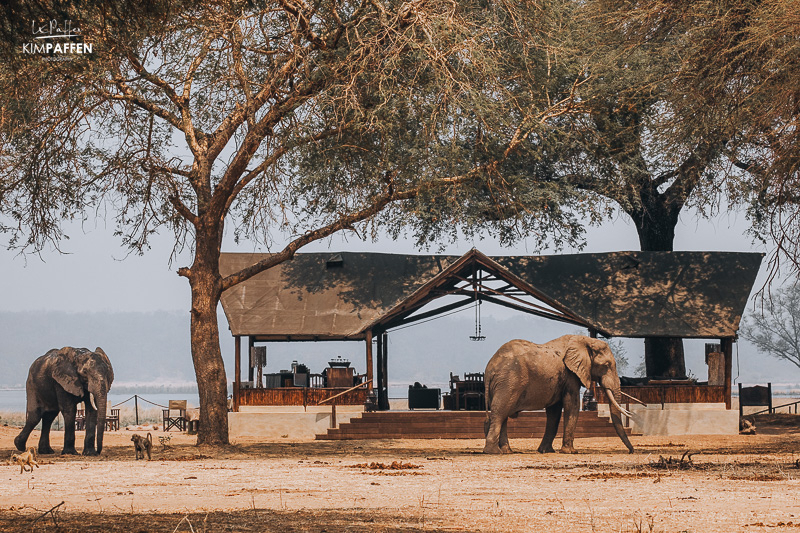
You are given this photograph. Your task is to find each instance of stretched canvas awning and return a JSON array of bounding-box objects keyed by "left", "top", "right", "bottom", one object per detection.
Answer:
[{"left": 219, "top": 249, "right": 763, "bottom": 340}]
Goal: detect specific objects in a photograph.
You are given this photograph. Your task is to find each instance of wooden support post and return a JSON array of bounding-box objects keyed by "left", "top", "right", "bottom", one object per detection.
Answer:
[
  {"left": 721, "top": 337, "right": 733, "bottom": 410},
  {"left": 380, "top": 332, "right": 389, "bottom": 411},
  {"left": 365, "top": 330, "right": 374, "bottom": 392},
  {"left": 234, "top": 336, "right": 241, "bottom": 412},
  {"left": 256, "top": 345, "right": 264, "bottom": 389},
  {"left": 330, "top": 404, "right": 337, "bottom": 429},
  {"left": 376, "top": 332, "right": 385, "bottom": 410},
  {"left": 248, "top": 336, "right": 255, "bottom": 383}
]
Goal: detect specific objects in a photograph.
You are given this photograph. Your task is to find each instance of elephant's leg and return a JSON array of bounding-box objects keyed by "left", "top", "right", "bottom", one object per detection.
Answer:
[
  {"left": 538, "top": 401, "right": 562, "bottom": 453},
  {"left": 82, "top": 405, "right": 98, "bottom": 456},
  {"left": 498, "top": 418, "right": 512, "bottom": 454},
  {"left": 14, "top": 409, "right": 44, "bottom": 452},
  {"left": 559, "top": 387, "right": 580, "bottom": 454},
  {"left": 61, "top": 402, "right": 80, "bottom": 455},
  {"left": 39, "top": 411, "right": 60, "bottom": 455},
  {"left": 483, "top": 412, "right": 507, "bottom": 454}
]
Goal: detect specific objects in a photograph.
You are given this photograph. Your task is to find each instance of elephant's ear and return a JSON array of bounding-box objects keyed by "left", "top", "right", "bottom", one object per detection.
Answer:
[
  {"left": 52, "top": 347, "right": 84, "bottom": 397},
  {"left": 94, "top": 347, "right": 114, "bottom": 384},
  {"left": 563, "top": 336, "right": 592, "bottom": 389}
]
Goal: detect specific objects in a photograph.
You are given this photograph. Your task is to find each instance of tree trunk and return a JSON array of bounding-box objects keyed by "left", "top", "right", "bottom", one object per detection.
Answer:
[
  {"left": 643, "top": 337, "right": 686, "bottom": 378},
  {"left": 630, "top": 191, "right": 687, "bottom": 379},
  {"left": 188, "top": 232, "right": 229, "bottom": 446}
]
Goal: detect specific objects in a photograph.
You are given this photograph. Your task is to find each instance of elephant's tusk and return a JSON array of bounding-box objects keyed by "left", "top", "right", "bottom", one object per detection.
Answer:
[
  {"left": 89, "top": 393, "right": 98, "bottom": 411},
  {"left": 605, "top": 388, "right": 634, "bottom": 418}
]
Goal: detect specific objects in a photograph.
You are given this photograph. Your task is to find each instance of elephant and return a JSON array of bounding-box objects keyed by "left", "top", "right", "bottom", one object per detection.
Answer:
[
  {"left": 483, "top": 334, "right": 634, "bottom": 455},
  {"left": 15, "top": 347, "right": 114, "bottom": 456}
]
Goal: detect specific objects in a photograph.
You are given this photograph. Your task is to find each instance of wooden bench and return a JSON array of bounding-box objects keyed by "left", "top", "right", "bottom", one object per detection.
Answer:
[{"left": 75, "top": 408, "right": 120, "bottom": 431}]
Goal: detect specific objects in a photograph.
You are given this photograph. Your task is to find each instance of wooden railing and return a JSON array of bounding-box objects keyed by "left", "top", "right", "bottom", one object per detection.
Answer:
[
  {"left": 592, "top": 383, "right": 727, "bottom": 408},
  {"left": 238, "top": 386, "right": 369, "bottom": 407},
  {"left": 749, "top": 400, "right": 800, "bottom": 416}
]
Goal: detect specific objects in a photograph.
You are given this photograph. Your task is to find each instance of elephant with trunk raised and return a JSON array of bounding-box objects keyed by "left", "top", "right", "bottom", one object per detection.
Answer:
[
  {"left": 15, "top": 347, "right": 114, "bottom": 456},
  {"left": 483, "top": 335, "right": 634, "bottom": 455}
]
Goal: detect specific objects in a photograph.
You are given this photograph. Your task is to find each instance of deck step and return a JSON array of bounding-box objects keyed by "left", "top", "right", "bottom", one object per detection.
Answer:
[{"left": 316, "top": 410, "right": 633, "bottom": 440}]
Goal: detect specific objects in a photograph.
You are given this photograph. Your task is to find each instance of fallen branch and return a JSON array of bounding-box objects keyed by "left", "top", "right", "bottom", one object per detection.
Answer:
[
  {"left": 30, "top": 501, "right": 64, "bottom": 529},
  {"left": 650, "top": 451, "right": 700, "bottom": 469},
  {"left": 173, "top": 514, "right": 196, "bottom": 533}
]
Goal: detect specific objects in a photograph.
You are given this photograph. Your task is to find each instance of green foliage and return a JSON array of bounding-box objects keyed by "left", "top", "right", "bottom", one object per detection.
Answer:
[
  {"left": 293, "top": 0, "right": 597, "bottom": 251},
  {"left": 589, "top": 0, "right": 800, "bottom": 276},
  {"left": 0, "top": 1, "right": 602, "bottom": 444}
]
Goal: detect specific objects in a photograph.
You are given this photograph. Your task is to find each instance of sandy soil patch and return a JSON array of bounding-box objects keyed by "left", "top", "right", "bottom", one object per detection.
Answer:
[{"left": 2, "top": 416, "right": 800, "bottom": 532}]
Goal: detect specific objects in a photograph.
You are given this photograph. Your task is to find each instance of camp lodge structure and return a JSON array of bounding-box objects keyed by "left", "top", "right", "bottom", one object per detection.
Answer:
[{"left": 219, "top": 249, "right": 763, "bottom": 439}]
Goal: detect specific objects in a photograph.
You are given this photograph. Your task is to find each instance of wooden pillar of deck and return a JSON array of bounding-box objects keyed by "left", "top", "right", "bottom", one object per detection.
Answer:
[
  {"left": 248, "top": 336, "right": 255, "bottom": 384},
  {"left": 722, "top": 337, "right": 733, "bottom": 409},
  {"left": 376, "top": 331, "right": 389, "bottom": 410},
  {"left": 234, "top": 336, "right": 241, "bottom": 412},
  {"left": 365, "top": 330, "right": 374, "bottom": 392}
]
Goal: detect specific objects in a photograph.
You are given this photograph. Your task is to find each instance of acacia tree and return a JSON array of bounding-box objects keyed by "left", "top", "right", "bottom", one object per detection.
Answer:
[
  {"left": 0, "top": 0, "right": 582, "bottom": 444},
  {"left": 551, "top": 0, "right": 800, "bottom": 375},
  {"left": 590, "top": 1, "right": 800, "bottom": 276},
  {"left": 554, "top": 27, "right": 739, "bottom": 378},
  {"left": 455, "top": 1, "right": 757, "bottom": 378}
]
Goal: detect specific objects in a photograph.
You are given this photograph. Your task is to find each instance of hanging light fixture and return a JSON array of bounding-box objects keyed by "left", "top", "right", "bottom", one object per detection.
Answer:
[{"left": 470, "top": 298, "right": 486, "bottom": 341}]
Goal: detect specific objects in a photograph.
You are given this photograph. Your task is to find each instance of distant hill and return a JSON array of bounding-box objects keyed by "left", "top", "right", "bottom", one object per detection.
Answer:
[{"left": 1, "top": 308, "right": 799, "bottom": 389}]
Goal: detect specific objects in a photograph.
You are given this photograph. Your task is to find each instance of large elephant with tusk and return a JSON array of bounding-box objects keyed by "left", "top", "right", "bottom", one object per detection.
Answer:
[
  {"left": 15, "top": 347, "right": 114, "bottom": 456},
  {"left": 483, "top": 335, "right": 634, "bottom": 455}
]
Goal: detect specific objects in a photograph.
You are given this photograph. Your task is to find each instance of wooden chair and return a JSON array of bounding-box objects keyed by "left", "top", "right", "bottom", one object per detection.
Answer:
[
  {"left": 162, "top": 400, "right": 188, "bottom": 431},
  {"left": 454, "top": 372, "right": 485, "bottom": 410},
  {"left": 105, "top": 408, "right": 120, "bottom": 431},
  {"left": 739, "top": 383, "right": 772, "bottom": 418},
  {"left": 75, "top": 407, "right": 119, "bottom": 430}
]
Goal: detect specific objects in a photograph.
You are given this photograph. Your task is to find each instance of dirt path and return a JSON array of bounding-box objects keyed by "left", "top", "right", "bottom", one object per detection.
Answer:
[{"left": 2, "top": 423, "right": 800, "bottom": 532}]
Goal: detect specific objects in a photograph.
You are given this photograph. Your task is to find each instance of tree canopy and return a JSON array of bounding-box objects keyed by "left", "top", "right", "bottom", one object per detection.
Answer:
[
  {"left": 0, "top": 0, "right": 588, "bottom": 444},
  {"left": 591, "top": 0, "right": 800, "bottom": 279}
]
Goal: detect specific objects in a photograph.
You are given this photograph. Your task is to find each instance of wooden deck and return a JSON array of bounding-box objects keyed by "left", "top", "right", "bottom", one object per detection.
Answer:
[
  {"left": 592, "top": 383, "right": 727, "bottom": 407},
  {"left": 237, "top": 387, "right": 369, "bottom": 407},
  {"left": 316, "top": 410, "right": 635, "bottom": 440}
]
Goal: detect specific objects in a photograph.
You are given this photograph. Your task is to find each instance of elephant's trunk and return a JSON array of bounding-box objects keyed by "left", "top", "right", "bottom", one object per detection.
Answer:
[
  {"left": 92, "top": 385, "right": 108, "bottom": 454},
  {"left": 604, "top": 385, "right": 635, "bottom": 454}
]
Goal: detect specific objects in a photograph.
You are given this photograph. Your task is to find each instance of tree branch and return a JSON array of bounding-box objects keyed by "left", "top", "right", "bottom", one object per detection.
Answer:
[
  {"left": 220, "top": 165, "right": 490, "bottom": 292},
  {"left": 101, "top": 77, "right": 183, "bottom": 132}
]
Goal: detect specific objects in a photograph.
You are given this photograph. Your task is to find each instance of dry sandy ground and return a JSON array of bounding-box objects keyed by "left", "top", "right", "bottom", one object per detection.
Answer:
[{"left": 2, "top": 416, "right": 800, "bottom": 532}]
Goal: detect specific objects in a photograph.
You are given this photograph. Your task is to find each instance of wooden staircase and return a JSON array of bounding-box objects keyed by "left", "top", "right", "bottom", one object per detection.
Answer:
[{"left": 316, "top": 410, "right": 634, "bottom": 440}]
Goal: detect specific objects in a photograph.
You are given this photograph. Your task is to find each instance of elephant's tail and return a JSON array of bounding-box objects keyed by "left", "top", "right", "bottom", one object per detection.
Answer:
[{"left": 484, "top": 373, "right": 493, "bottom": 417}]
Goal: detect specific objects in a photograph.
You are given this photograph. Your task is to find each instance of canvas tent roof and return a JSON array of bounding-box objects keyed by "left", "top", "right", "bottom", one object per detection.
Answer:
[{"left": 219, "top": 250, "right": 763, "bottom": 340}]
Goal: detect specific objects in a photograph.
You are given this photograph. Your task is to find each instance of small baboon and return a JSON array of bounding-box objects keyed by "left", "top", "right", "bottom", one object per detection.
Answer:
[
  {"left": 131, "top": 432, "right": 152, "bottom": 460},
  {"left": 10, "top": 447, "right": 39, "bottom": 474}
]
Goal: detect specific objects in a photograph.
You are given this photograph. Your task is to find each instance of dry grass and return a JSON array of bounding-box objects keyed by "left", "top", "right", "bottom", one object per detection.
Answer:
[{"left": 3, "top": 416, "right": 800, "bottom": 532}]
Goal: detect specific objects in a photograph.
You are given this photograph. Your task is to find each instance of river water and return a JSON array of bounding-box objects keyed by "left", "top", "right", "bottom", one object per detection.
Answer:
[
  {"left": 0, "top": 385, "right": 429, "bottom": 414},
  {"left": 0, "top": 390, "right": 201, "bottom": 414}
]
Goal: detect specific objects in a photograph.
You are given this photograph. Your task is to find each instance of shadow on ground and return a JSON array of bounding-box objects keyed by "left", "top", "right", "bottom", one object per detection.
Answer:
[{"left": 0, "top": 508, "right": 472, "bottom": 533}]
